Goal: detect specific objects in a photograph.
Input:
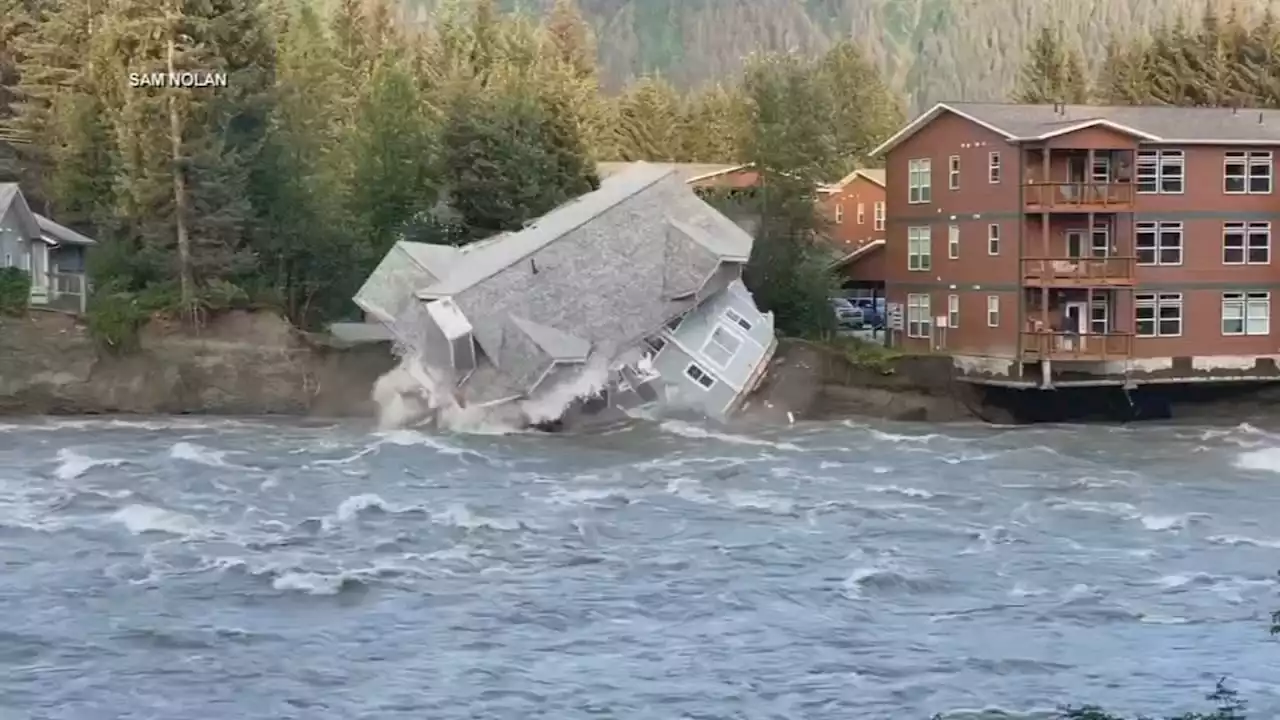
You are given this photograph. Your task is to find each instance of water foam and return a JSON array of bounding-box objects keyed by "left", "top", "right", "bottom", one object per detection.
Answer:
[{"left": 53, "top": 448, "right": 125, "bottom": 481}]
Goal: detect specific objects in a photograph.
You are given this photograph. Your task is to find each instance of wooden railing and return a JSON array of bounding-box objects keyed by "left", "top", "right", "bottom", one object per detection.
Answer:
[
  {"left": 1023, "top": 181, "right": 1134, "bottom": 209},
  {"left": 1022, "top": 256, "right": 1135, "bottom": 285},
  {"left": 1020, "top": 331, "right": 1133, "bottom": 361},
  {"left": 48, "top": 271, "right": 88, "bottom": 314}
]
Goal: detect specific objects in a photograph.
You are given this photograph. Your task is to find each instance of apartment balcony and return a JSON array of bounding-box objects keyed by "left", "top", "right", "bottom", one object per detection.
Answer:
[
  {"left": 1023, "top": 181, "right": 1134, "bottom": 212},
  {"left": 1020, "top": 331, "right": 1133, "bottom": 362},
  {"left": 1021, "top": 256, "right": 1136, "bottom": 287}
]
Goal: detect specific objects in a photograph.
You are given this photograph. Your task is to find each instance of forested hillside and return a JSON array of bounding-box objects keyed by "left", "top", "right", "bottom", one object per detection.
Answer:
[{"left": 409, "top": 0, "right": 1276, "bottom": 110}]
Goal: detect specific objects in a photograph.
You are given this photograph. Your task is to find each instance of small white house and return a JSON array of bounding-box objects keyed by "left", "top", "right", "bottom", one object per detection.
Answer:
[{"left": 0, "top": 184, "right": 95, "bottom": 312}]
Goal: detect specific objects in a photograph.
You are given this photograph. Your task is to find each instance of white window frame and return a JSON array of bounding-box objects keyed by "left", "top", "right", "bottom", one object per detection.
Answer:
[
  {"left": 855, "top": 202, "right": 864, "bottom": 224},
  {"left": 723, "top": 308, "right": 752, "bottom": 332},
  {"left": 834, "top": 203, "right": 844, "bottom": 224},
  {"left": 987, "top": 223, "right": 1000, "bottom": 255},
  {"left": 1223, "top": 221, "right": 1271, "bottom": 265},
  {"left": 987, "top": 152, "right": 1001, "bottom": 184},
  {"left": 947, "top": 224, "right": 959, "bottom": 259},
  {"left": 3, "top": 253, "right": 10, "bottom": 268},
  {"left": 947, "top": 294, "right": 959, "bottom": 329},
  {"left": 948, "top": 155, "right": 960, "bottom": 190},
  {"left": 908, "top": 158, "right": 931, "bottom": 204},
  {"left": 907, "top": 226, "right": 931, "bottom": 271},
  {"left": 1224, "top": 151, "right": 1273, "bottom": 194},
  {"left": 906, "top": 293, "right": 932, "bottom": 338},
  {"left": 1135, "top": 221, "right": 1183, "bottom": 266},
  {"left": 873, "top": 201, "right": 885, "bottom": 231},
  {"left": 1136, "top": 149, "right": 1185, "bottom": 194},
  {"left": 701, "top": 324, "right": 742, "bottom": 370},
  {"left": 1222, "top": 291, "right": 1271, "bottom": 336},
  {"left": 1135, "top": 292, "right": 1183, "bottom": 338},
  {"left": 986, "top": 295, "right": 1000, "bottom": 327},
  {"left": 684, "top": 362, "right": 715, "bottom": 390}
]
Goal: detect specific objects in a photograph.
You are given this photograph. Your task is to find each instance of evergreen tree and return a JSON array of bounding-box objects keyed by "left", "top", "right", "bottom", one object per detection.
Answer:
[
  {"left": 679, "top": 83, "right": 742, "bottom": 163},
  {"left": 610, "top": 74, "right": 684, "bottom": 161},
  {"left": 1096, "top": 37, "right": 1151, "bottom": 104},
  {"left": 1013, "top": 24, "right": 1090, "bottom": 104},
  {"left": 817, "top": 40, "right": 904, "bottom": 173}
]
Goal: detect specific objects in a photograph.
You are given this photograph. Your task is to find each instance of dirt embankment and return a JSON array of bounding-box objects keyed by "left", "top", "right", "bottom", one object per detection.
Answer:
[
  {"left": 0, "top": 310, "right": 396, "bottom": 417},
  {"left": 739, "top": 340, "right": 1013, "bottom": 425}
]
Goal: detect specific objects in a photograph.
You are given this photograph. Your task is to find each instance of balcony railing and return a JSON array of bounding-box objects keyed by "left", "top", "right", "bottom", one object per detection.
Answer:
[
  {"left": 1022, "top": 256, "right": 1136, "bottom": 286},
  {"left": 1020, "top": 331, "right": 1133, "bottom": 361},
  {"left": 1023, "top": 181, "right": 1134, "bottom": 210}
]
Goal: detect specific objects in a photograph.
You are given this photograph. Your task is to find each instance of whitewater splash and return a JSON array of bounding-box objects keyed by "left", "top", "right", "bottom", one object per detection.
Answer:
[{"left": 371, "top": 351, "right": 616, "bottom": 433}]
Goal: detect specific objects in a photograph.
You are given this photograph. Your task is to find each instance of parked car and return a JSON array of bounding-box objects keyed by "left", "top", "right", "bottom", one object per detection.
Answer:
[
  {"left": 830, "top": 297, "right": 856, "bottom": 312},
  {"left": 835, "top": 306, "right": 865, "bottom": 329}
]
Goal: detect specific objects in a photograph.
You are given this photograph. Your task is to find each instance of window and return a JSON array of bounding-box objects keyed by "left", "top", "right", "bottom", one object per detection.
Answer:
[
  {"left": 724, "top": 308, "right": 753, "bottom": 332},
  {"left": 1135, "top": 221, "right": 1183, "bottom": 265},
  {"left": 1091, "top": 223, "right": 1111, "bottom": 257},
  {"left": 908, "top": 158, "right": 931, "bottom": 204},
  {"left": 1090, "top": 303, "right": 1109, "bottom": 334},
  {"left": 907, "top": 226, "right": 931, "bottom": 271},
  {"left": 988, "top": 152, "right": 1001, "bottom": 183},
  {"left": 947, "top": 224, "right": 959, "bottom": 259},
  {"left": 947, "top": 294, "right": 959, "bottom": 329},
  {"left": 1136, "top": 150, "right": 1185, "bottom": 194},
  {"left": 450, "top": 334, "right": 476, "bottom": 372},
  {"left": 1222, "top": 292, "right": 1271, "bottom": 336},
  {"left": 1224, "top": 151, "right": 1272, "bottom": 194},
  {"left": 906, "top": 293, "right": 932, "bottom": 338},
  {"left": 684, "top": 363, "right": 715, "bottom": 390},
  {"left": 949, "top": 155, "right": 960, "bottom": 190},
  {"left": 834, "top": 204, "right": 844, "bottom": 224},
  {"left": 1223, "top": 222, "right": 1271, "bottom": 264},
  {"left": 1135, "top": 293, "right": 1183, "bottom": 337},
  {"left": 873, "top": 201, "right": 885, "bottom": 231},
  {"left": 856, "top": 202, "right": 864, "bottom": 224},
  {"left": 701, "top": 325, "right": 742, "bottom": 368},
  {"left": 987, "top": 223, "right": 1000, "bottom": 255},
  {"left": 644, "top": 335, "right": 666, "bottom": 354},
  {"left": 986, "top": 296, "right": 1000, "bottom": 327}
]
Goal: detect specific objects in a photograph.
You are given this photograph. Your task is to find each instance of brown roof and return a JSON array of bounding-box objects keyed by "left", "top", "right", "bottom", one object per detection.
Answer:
[
  {"left": 596, "top": 162, "right": 744, "bottom": 183},
  {"left": 820, "top": 168, "right": 885, "bottom": 192},
  {"left": 873, "top": 102, "right": 1280, "bottom": 156}
]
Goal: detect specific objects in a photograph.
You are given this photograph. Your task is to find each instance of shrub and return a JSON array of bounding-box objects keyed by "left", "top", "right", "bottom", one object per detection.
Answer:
[{"left": 0, "top": 267, "right": 31, "bottom": 315}]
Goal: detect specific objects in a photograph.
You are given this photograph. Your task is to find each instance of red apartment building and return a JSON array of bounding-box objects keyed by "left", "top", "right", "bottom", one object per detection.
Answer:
[
  {"left": 875, "top": 102, "right": 1280, "bottom": 387},
  {"left": 816, "top": 169, "right": 886, "bottom": 291}
]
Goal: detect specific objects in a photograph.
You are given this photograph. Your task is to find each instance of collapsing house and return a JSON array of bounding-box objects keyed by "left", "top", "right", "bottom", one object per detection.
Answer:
[{"left": 354, "top": 162, "right": 778, "bottom": 430}]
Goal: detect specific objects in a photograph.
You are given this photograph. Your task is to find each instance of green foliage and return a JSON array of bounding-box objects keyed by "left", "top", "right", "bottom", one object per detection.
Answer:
[
  {"left": 0, "top": 266, "right": 31, "bottom": 315},
  {"left": 1058, "top": 678, "right": 1247, "bottom": 720},
  {"left": 813, "top": 333, "right": 901, "bottom": 373},
  {"left": 1014, "top": 23, "right": 1091, "bottom": 104}
]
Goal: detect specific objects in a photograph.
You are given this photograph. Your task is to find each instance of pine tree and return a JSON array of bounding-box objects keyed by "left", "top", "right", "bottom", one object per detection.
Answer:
[
  {"left": 817, "top": 39, "right": 904, "bottom": 173},
  {"left": 1013, "top": 24, "right": 1090, "bottom": 105},
  {"left": 1096, "top": 37, "right": 1151, "bottom": 104},
  {"left": 679, "top": 83, "right": 742, "bottom": 163},
  {"left": 544, "top": 0, "right": 595, "bottom": 81},
  {"left": 610, "top": 74, "right": 684, "bottom": 161}
]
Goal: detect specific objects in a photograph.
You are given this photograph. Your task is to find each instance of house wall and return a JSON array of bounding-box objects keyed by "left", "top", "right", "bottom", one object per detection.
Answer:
[
  {"left": 0, "top": 205, "right": 29, "bottom": 269},
  {"left": 840, "top": 248, "right": 885, "bottom": 285},
  {"left": 819, "top": 176, "right": 885, "bottom": 251},
  {"left": 883, "top": 110, "right": 1022, "bottom": 356},
  {"left": 51, "top": 245, "right": 87, "bottom": 274},
  {"left": 650, "top": 342, "right": 738, "bottom": 417}
]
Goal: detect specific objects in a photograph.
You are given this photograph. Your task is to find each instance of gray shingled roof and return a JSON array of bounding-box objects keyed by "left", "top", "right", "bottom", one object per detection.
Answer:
[
  {"left": 35, "top": 213, "right": 96, "bottom": 245},
  {"left": 0, "top": 183, "right": 18, "bottom": 216},
  {"left": 509, "top": 315, "right": 591, "bottom": 362},
  {"left": 597, "top": 161, "right": 742, "bottom": 183},
  {"left": 398, "top": 241, "right": 457, "bottom": 277},
  {"left": 876, "top": 102, "right": 1280, "bottom": 155}
]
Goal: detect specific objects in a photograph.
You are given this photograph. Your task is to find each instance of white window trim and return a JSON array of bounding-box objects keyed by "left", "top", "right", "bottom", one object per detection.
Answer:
[
  {"left": 1136, "top": 149, "right": 1185, "bottom": 195},
  {"left": 700, "top": 323, "right": 743, "bottom": 370},
  {"left": 987, "top": 152, "right": 1001, "bottom": 184},
  {"left": 987, "top": 223, "right": 1000, "bottom": 255},
  {"left": 908, "top": 158, "right": 931, "bottom": 204},
  {"left": 947, "top": 224, "right": 959, "bottom": 259},
  {"left": 873, "top": 201, "right": 885, "bottom": 231},
  {"left": 855, "top": 202, "right": 864, "bottom": 224},
  {"left": 986, "top": 295, "right": 1000, "bottom": 327},
  {"left": 1224, "top": 151, "right": 1273, "bottom": 195},
  {"left": 834, "top": 203, "right": 844, "bottom": 223},
  {"left": 906, "top": 293, "right": 932, "bottom": 338},
  {"left": 907, "top": 226, "right": 931, "bottom": 271},
  {"left": 684, "top": 362, "right": 715, "bottom": 390},
  {"left": 947, "top": 294, "right": 959, "bottom": 329},
  {"left": 723, "top": 308, "right": 753, "bottom": 332},
  {"left": 948, "top": 155, "right": 960, "bottom": 190},
  {"left": 1135, "top": 292, "right": 1184, "bottom": 338},
  {"left": 1222, "top": 291, "right": 1271, "bottom": 336},
  {"left": 1135, "top": 221, "right": 1184, "bottom": 266},
  {"left": 1223, "top": 221, "right": 1271, "bottom": 265}
]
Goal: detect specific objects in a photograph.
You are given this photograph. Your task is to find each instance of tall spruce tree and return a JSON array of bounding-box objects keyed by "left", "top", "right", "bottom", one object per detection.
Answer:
[
  {"left": 610, "top": 74, "right": 684, "bottom": 161},
  {"left": 817, "top": 40, "right": 904, "bottom": 173},
  {"left": 1013, "top": 24, "right": 1090, "bottom": 104}
]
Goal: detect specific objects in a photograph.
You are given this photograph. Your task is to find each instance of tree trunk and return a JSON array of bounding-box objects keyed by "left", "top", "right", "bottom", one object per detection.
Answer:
[{"left": 167, "top": 26, "right": 194, "bottom": 313}]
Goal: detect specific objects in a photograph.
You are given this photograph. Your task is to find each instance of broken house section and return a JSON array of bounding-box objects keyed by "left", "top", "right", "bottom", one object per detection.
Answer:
[{"left": 354, "top": 162, "right": 779, "bottom": 427}]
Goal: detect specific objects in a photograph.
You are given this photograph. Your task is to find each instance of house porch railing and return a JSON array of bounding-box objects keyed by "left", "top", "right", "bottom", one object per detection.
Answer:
[
  {"left": 1021, "top": 256, "right": 1136, "bottom": 286},
  {"left": 1020, "top": 331, "right": 1133, "bottom": 361},
  {"left": 30, "top": 271, "right": 89, "bottom": 314},
  {"left": 1023, "top": 181, "right": 1134, "bottom": 209}
]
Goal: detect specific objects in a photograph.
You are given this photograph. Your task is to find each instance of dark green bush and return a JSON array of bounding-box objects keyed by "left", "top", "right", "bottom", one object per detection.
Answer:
[{"left": 0, "top": 267, "right": 32, "bottom": 315}]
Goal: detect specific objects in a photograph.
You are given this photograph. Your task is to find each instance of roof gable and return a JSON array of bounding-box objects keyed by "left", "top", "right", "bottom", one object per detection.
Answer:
[
  {"left": 824, "top": 168, "right": 886, "bottom": 191},
  {"left": 509, "top": 315, "right": 591, "bottom": 362},
  {"left": 0, "top": 184, "right": 41, "bottom": 239},
  {"left": 35, "top": 213, "right": 96, "bottom": 246}
]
